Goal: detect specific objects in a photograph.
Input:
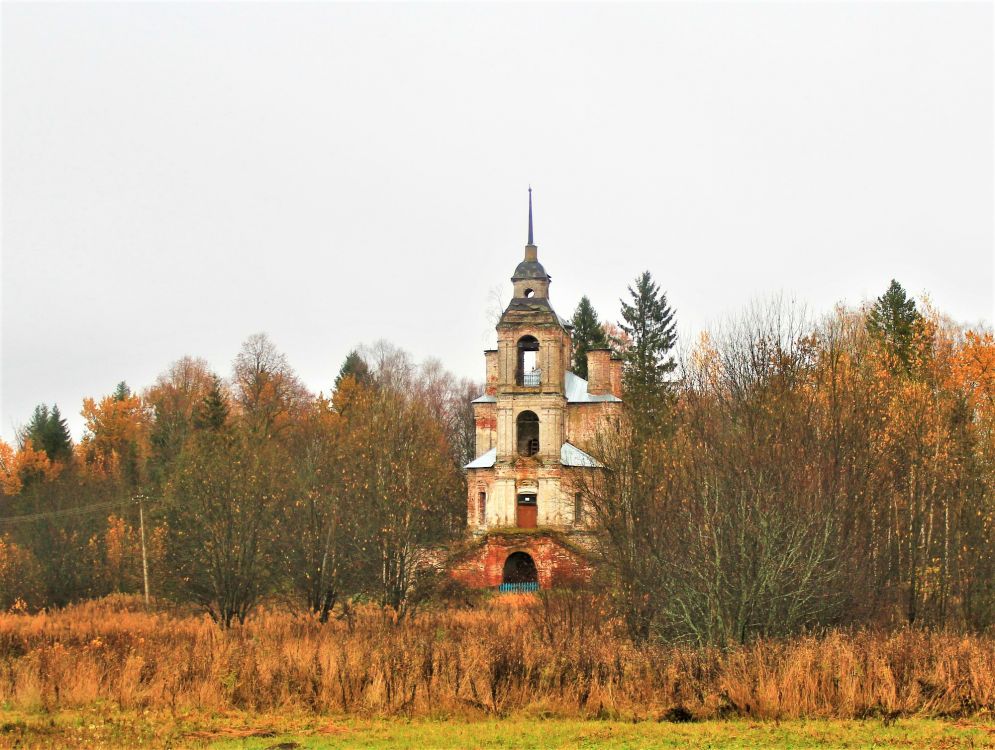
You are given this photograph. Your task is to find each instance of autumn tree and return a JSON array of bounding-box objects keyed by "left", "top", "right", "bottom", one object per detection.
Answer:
[
  {"left": 232, "top": 333, "right": 309, "bottom": 438},
  {"left": 337, "top": 370, "right": 464, "bottom": 611},
  {"left": 415, "top": 358, "right": 480, "bottom": 474},
  {"left": 79, "top": 384, "right": 151, "bottom": 488},
  {"left": 573, "top": 419, "right": 669, "bottom": 640},
  {"left": 281, "top": 397, "right": 353, "bottom": 620},
  {"left": 162, "top": 423, "right": 288, "bottom": 627},
  {"left": 571, "top": 296, "right": 609, "bottom": 379},
  {"left": 583, "top": 301, "right": 860, "bottom": 643},
  {"left": 1, "top": 466, "right": 128, "bottom": 605},
  {"left": 952, "top": 330, "right": 995, "bottom": 627},
  {"left": 90, "top": 514, "right": 148, "bottom": 594},
  {"left": 0, "top": 534, "right": 44, "bottom": 610},
  {"left": 0, "top": 440, "right": 19, "bottom": 495},
  {"left": 2, "top": 391, "right": 139, "bottom": 606},
  {"left": 145, "top": 357, "right": 216, "bottom": 486},
  {"left": 870, "top": 308, "right": 977, "bottom": 626},
  {"left": 602, "top": 321, "right": 632, "bottom": 359},
  {"left": 0, "top": 440, "right": 57, "bottom": 494},
  {"left": 354, "top": 343, "right": 479, "bottom": 476}
]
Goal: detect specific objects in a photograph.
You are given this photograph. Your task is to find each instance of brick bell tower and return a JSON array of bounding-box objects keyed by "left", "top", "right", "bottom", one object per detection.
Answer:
[{"left": 450, "top": 189, "right": 623, "bottom": 591}]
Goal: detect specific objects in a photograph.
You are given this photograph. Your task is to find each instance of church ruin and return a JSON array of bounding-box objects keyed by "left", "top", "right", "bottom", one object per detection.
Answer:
[{"left": 450, "top": 191, "right": 622, "bottom": 590}]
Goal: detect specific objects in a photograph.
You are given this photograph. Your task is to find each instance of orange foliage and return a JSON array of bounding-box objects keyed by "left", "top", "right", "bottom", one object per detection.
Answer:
[
  {"left": 0, "top": 440, "right": 19, "bottom": 495},
  {"left": 78, "top": 393, "right": 150, "bottom": 484},
  {"left": 0, "top": 440, "right": 61, "bottom": 495},
  {"left": 953, "top": 331, "right": 995, "bottom": 410}
]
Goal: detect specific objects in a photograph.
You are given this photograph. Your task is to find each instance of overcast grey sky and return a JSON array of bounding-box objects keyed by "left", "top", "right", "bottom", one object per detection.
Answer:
[{"left": 2, "top": 2, "right": 992, "bottom": 442}]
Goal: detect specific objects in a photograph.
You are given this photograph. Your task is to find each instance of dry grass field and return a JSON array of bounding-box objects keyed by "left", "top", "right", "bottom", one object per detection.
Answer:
[{"left": 1, "top": 595, "right": 994, "bottom": 747}]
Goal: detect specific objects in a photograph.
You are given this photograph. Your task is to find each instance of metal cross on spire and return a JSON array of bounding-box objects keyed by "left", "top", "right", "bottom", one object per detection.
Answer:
[{"left": 527, "top": 186, "right": 534, "bottom": 245}]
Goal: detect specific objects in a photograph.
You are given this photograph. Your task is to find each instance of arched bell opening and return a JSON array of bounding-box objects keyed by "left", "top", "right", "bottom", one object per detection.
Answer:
[
  {"left": 516, "top": 335, "right": 541, "bottom": 386},
  {"left": 516, "top": 411, "right": 539, "bottom": 457}
]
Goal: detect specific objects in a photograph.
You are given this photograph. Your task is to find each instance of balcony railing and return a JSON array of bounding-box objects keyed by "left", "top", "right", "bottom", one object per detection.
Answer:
[
  {"left": 498, "top": 582, "right": 539, "bottom": 593},
  {"left": 521, "top": 370, "right": 541, "bottom": 386}
]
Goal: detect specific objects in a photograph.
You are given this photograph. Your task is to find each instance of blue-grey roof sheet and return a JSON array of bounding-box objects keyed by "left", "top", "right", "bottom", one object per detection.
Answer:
[
  {"left": 560, "top": 442, "right": 604, "bottom": 467},
  {"left": 564, "top": 371, "right": 622, "bottom": 403},
  {"left": 469, "top": 372, "right": 620, "bottom": 405},
  {"left": 465, "top": 447, "right": 496, "bottom": 469}
]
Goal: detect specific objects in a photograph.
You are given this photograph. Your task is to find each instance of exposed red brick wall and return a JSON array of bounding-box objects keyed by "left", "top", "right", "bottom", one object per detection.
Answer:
[
  {"left": 466, "top": 469, "right": 495, "bottom": 524},
  {"left": 472, "top": 403, "right": 497, "bottom": 459},
  {"left": 449, "top": 532, "right": 594, "bottom": 589},
  {"left": 566, "top": 401, "right": 622, "bottom": 447},
  {"left": 586, "top": 349, "right": 612, "bottom": 395},
  {"left": 475, "top": 414, "right": 497, "bottom": 430},
  {"left": 484, "top": 349, "right": 499, "bottom": 395},
  {"left": 609, "top": 356, "right": 623, "bottom": 399}
]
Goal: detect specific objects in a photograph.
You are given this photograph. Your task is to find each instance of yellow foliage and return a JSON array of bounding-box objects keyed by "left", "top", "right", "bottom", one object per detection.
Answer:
[
  {"left": 0, "top": 534, "right": 43, "bottom": 609},
  {"left": 0, "top": 440, "right": 61, "bottom": 495},
  {"left": 79, "top": 393, "right": 150, "bottom": 484},
  {"left": 0, "top": 440, "right": 20, "bottom": 495}
]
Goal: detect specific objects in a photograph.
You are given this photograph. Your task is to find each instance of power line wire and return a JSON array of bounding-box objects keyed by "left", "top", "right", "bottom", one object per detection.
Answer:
[{"left": 0, "top": 496, "right": 157, "bottom": 527}]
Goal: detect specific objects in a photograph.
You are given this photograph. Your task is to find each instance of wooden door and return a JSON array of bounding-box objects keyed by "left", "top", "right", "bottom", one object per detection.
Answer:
[{"left": 516, "top": 495, "right": 537, "bottom": 528}]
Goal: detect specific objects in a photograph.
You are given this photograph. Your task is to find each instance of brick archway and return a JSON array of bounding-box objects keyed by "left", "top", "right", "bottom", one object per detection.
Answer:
[
  {"left": 449, "top": 533, "right": 593, "bottom": 589},
  {"left": 502, "top": 551, "right": 538, "bottom": 584}
]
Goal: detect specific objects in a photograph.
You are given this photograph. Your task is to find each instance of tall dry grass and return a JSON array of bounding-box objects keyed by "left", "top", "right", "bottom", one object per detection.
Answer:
[{"left": 0, "top": 594, "right": 993, "bottom": 720}]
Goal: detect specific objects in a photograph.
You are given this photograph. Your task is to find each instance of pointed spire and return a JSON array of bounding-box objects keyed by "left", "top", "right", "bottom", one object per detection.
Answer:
[{"left": 527, "top": 186, "right": 534, "bottom": 245}]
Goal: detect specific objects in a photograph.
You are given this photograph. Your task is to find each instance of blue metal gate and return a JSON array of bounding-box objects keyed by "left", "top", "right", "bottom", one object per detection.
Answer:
[{"left": 498, "top": 582, "right": 539, "bottom": 593}]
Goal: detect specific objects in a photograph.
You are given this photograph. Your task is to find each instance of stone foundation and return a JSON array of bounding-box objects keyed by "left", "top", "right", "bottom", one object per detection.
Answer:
[{"left": 448, "top": 530, "right": 594, "bottom": 589}]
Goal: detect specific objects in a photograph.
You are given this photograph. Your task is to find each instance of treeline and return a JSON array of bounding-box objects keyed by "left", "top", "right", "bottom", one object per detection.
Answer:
[
  {"left": 581, "top": 281, "right": 995, "bottom": 643},
  {"left": 2, "top": 276, "right": 995, "bottom": 645},
  {"left": 0, "top": 337, "right": 476, "bottom": 625}
]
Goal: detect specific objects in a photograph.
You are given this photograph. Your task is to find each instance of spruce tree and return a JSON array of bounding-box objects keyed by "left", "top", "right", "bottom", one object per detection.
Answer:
[
  {"left": 334, "top": 350, "right": 371, "bottom": 390},
  {"left": 194, "top": 376, "right": 230, "bottom": 432},
  {"left": 571, "top": 296, "right": 609, "bottom": 379},
  {"left": 46, "top": 405, "right": 73, "bottom": 461},
  {"left": 21, "top": 404, "right": 72, "bottom": 461},
  {"left": 620, "top": 271, "right": 677, "bottom": 392},
  {"left": 866, "top": 279, "right": 922, "bottom": 372},
  {"left": 619, "top": 271, "right": 677, "bottom": 428},
  {"left": 112, "top": 381, "right": 131, "bottom": 401},
  {"left": 22, "top": 405, "right": 50, "bottom": 452}
]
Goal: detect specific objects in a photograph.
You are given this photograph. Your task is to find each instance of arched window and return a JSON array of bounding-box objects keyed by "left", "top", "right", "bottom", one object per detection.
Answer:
[
  {"left": 516, "top": 335, "right": 540, "bottom": 386},
  {"left": 516, "top": 410, "right": 539, "bottom": 457}
]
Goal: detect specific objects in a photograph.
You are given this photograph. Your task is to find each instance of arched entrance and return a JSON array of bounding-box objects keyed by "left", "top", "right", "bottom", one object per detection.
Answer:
[{"left": 501, "top": 551, "right": 539, "bottom": 591}]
